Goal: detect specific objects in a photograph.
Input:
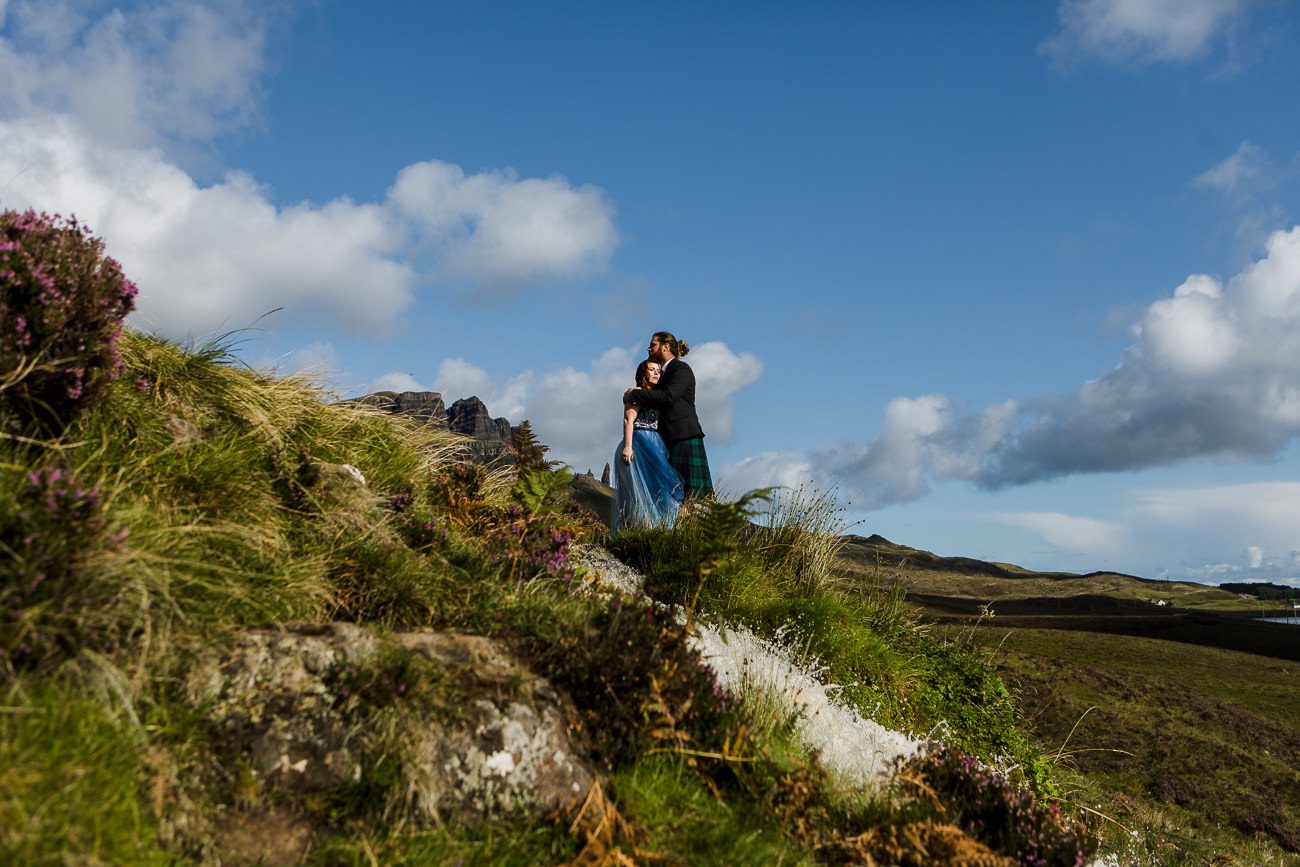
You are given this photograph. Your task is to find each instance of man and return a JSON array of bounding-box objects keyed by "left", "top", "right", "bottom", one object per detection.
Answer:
[{"left": 624, "top": 331, "right": 713, "bottom": 497}]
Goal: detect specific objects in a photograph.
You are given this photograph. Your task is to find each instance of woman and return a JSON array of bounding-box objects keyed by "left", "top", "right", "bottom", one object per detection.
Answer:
[{"left": 612, "top": 359, "right": 685, "bottom": 531}]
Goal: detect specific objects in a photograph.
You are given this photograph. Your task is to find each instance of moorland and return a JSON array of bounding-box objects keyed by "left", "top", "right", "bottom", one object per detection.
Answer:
[{"left": 832, "top": 535, "right": 1300, "bottom": 862}]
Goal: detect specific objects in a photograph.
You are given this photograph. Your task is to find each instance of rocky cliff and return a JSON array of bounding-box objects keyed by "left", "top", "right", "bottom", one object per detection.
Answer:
[{"left": 352, "top": 391, "right": 515, "bottom": 466}]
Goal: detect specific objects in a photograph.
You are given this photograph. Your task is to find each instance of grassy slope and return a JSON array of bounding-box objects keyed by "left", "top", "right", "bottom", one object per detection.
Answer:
[
  {"left": 972, "top": 626, "right": 1300, "bottom": 864},
  {"left": 833, "top": 537, "right": 1300, "bottom": 864},
  {"left": 2, "top": 333, "right": 1090, "bottom": 864},
  {"left": 838, "top": 535, "right": 1260, "bottom": 612}
]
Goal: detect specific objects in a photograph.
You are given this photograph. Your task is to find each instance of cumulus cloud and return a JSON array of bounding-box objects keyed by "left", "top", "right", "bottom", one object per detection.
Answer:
[
  {"left": 718, "top": 450, "right": 814, "bottom": 497},
  {"left": 1040, "top": 0, "right": 1247, "bottom": 68},
  {"left": 0, "top": 116, "right": 619, "bottom": 336},
  {"left": 0, "top": 114, "right": 419, "bottom": 337},
  {"left": 0, "top": 3, "right": 619, "bottom": 338},
  {"left": 968, "top": 227, "right": 1300, "bottom": 486},
  {"left": 686, "top": 342, "right": 766, "bottom": 443},
  {"left": 368, "top": 371, "right": 427, "bottom": 395},
  {"left": 0, "top": 0, "right": 270, "bottom": 147},
  {"left": 390, "top": 161, "right": 617, "bottom": 291},
  {"left": 528, "top": 341, "right": 762, "bottom": 473},
  {"left": 730, "top": 226, "right": 1300, "bottom": 508},
  {"left": 806, "top": 395, "right": 954, "bottom": 507}
]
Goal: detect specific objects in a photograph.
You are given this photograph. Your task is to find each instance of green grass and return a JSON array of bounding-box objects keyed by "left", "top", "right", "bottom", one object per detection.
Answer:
[
  {"left": 607, "top": 499, "right": 1053, "bottom": 790},
  {"left": 972, "top": 626, "right": 1300, "bottom": 863},
  {"left": 0, "top": 683, "right": 173, "bottom": 866},
  {"left": 611, "top": 754, "right": 815, "bottom": 865},
  {"left": 983, "top": 625, "right": 1300, "bottom": 730},
  {"left": 307, "top": 824, "right": 579, "bottom": 866}
]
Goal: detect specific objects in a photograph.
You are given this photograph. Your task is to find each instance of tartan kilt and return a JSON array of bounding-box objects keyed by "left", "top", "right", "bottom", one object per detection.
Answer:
[{"left": 668, "top": 437, "right": 713, "bottom": 497}]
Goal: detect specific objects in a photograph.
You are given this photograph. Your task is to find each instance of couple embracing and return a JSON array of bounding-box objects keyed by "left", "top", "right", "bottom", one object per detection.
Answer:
[{"left": 612, "top": 331, "right": 713, "bottom": 531}]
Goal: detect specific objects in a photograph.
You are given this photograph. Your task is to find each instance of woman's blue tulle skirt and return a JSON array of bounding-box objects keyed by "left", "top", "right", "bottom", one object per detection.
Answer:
[{"left": 612, "top": 428, "right": 684, "bottom": 532}]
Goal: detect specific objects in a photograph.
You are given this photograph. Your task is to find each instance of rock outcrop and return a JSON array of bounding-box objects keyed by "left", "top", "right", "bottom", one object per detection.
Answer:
[
  {"left": 352, "top": 391, "right": 515, "bottom": 466},
  {"left": 447, "top": 396, "right": 513, "bottom": 465},
  {"left": 180, "top": 623, "right": 594, "bottom": 862}
]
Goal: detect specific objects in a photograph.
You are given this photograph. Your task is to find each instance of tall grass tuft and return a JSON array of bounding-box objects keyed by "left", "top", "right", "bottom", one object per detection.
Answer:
[
  {"left": 749, "top": 483, "right": 852, "bottom": 595},
  {"left": 1, "top": 330, "right": 483, "bottom": 679}
]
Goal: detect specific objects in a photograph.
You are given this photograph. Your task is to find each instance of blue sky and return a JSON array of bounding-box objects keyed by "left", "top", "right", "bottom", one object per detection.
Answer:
[{"left": 5, "top": 0, "right": 1300, "bottom": 585}]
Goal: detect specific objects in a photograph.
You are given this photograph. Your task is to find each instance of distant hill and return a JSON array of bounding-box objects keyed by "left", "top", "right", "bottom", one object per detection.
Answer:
[
  {"left": 1219, "top": 581, "right": 1298, "bottom": 600},
  {"left": 835, "top": 533, "right": 1256, "bottom": 612},
  {"left": 840, "top": 533, "right": 1150, "bottom": 582}
]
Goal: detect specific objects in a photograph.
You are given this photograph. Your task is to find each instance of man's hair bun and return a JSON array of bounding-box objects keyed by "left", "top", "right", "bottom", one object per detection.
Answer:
[{"left": 677, "top": 340, "right": 690, "bottom": 358}]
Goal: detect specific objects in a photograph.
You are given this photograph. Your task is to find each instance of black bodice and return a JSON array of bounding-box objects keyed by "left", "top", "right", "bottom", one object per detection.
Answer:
[{"left": 633, "top": 406, "right": 660, "bottom": 430}]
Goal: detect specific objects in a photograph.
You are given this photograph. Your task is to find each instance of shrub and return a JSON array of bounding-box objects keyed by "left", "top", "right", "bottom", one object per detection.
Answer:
[
  {"left": 0, "top": 465, "right": 121, "bottom": 669},
  {"left": 487, "top": 505, "right": 578, "bottom": 582},
  {"left": 0, "top": 210, "right": 137, "bottom": 434},
  {"left": 897, "top": 742, "right": 1093, "bottom": 866},
  {"left": 386, "top": 492, "right": 448, "bottom": 551},
  {"left": 528, "top": 594, "right": 741, "bottom": 767}
]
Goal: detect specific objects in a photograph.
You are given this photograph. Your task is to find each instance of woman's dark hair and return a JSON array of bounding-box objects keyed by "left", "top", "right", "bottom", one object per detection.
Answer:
[
  {"left": 635, "top": 359, "right": 658, "bottom": 388},
  {"left": 653, "top": 331, "right": 690, "bottom": 358}
]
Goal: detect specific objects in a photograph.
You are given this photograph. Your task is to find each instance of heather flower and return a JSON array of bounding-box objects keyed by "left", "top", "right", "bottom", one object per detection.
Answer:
[
  {"left": 898, "top": 742, "right": 1094, "bottom": 865},
  {"left": 1, "top": 465, "right": 119, "bottom": 666},
  {"left": 0, "top": 210, "right": 137, "bottom": 434}
]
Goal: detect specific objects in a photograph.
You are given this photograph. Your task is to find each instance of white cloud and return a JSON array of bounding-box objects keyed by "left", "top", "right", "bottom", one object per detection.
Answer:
[
  {"left": 807, "top": 395, "right": 951, "bottom": 508},
  {"left": 1193, "top": 140, "right": 1270, "bottom": 197},
  {"left": 1139, "top": 484, "right": 1300, "bottom": 583},
  {"left": 682, "top": 342, "right": 764, "bottom": 444},
  {"left": 432, "top": 358, "right": 532, "bottom": 421},
  {"left": 270, "top": 341, "right": 339, "bottom": 379},
  {"left": 974, "top": 227, "right": 1300, "bottom": 484},
  {"left": 1141, "top": 274, "right": 1239, "bottom": 374},
  {"left": 0, "top": 114, "right": 418, "bottom": 338},
  {"left": 1041, "top": 0, "right": 1247, "bottom": 68},
  {"left": 0, "top": 0, "right": 270, "bottom": 147},
  {"left": 368, "top": 371, "right": 428, "bottom": 394},
  {"left": 0, "top": 120, "right": 618, "bottom": 338},
  {"left": 975, "top": 483, "right": 1300, "bottom": 581},
  {"left": 0, "top": 4, "right": 620, "bottom": 338},
  {"left": 719, "top": 450, "right": 815, "bottom": 497},
  {"left": 390, "top": 161, "right": 617, "bottom": 291},
  {"left": 1129, "top": 482, "right": 1300, "bottom": 544},
  {"left": 1192, "top": 141, "right": 1288, "bottom": 247},
  {"left": 751, "top": 225, "right": 1300, "bottom": 509},
  {"left": 987, "top": 511, "right": 1130, "bottom": 561},
  {"left": 526, "top": 346, "right": 643, "bottom": 474}
]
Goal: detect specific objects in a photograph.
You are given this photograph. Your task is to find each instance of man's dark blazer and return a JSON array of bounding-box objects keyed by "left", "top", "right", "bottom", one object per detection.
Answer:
[{"left": 630, "top": 358, "right": 705, "bottom": 447}]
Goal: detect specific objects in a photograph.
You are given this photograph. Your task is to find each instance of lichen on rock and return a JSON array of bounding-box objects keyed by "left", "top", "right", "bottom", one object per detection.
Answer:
[{"left": 182, "top": 622, "right": 593, "bottom": 841}]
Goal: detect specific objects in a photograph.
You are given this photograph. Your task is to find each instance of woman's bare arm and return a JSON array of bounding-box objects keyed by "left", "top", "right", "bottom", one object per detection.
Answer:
[{"left": 621, "top": 405, "right": 637, "bottom": 464}]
